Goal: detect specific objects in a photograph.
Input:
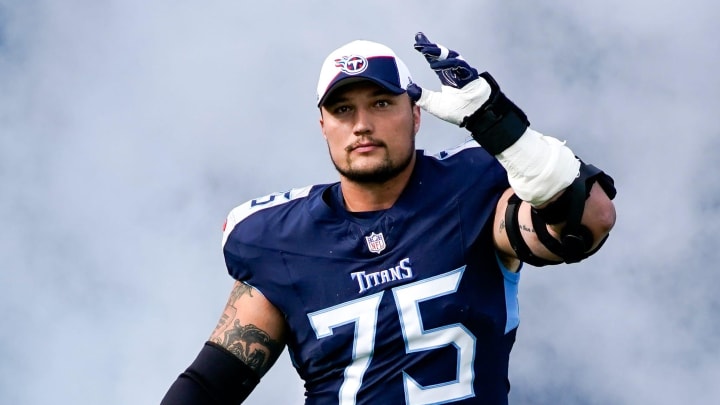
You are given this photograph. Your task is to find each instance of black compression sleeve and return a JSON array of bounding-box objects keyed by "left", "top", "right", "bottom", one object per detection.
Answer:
[{"left": 160, "top": 341, "right": 260, "bottom": 405}]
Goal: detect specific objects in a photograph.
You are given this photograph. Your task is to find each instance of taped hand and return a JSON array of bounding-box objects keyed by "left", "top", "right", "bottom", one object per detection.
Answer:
[{"left": 407, "top": 32, "right": 492, "bottom": 126}]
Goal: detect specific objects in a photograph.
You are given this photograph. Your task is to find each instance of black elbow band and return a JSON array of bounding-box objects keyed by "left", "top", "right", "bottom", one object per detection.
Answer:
[
  {"left": 532, "top": 161, "right": 617, "bottom": 224},
  {"left": 505, "top": 194, "right": 563, "bottom": 267},
  {"left": 506, "top": 161, "right": 616, "bottom": 265},
  {"left": 161, "top": 341, "right": 260, "bottom": 405},
  {"left": 460, "top": 72, "right": 530, "bottom": 155}
]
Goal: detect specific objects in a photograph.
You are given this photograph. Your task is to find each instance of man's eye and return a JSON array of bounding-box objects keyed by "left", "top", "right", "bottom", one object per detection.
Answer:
[
  {"left": 376, "top": 100, "right": 390, "bottom": 108},
  {"left": 334, "top": 105, "right": 351, "bottom": 114}
]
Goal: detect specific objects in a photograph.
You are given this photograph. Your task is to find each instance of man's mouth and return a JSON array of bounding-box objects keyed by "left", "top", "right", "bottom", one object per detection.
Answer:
[{"left": 348, "top": 140, "right": 383, "bottom": 153}]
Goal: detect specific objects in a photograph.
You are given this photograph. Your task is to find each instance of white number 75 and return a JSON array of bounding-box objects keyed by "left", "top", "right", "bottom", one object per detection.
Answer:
[{"left": 308, "top": 267, "right": 475, "bottom": 405}]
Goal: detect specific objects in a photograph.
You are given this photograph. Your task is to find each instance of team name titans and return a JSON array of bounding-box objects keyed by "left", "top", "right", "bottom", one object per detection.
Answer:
[{"left": 350, "top": 257, "right": 412, "bottom": 293}]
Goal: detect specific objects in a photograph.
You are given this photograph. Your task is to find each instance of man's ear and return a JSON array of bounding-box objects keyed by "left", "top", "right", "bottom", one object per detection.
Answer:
[
  {"left": 413, "top": 104, "right": 421, "bottom": 135},
  {"left": 319, "top": 111, "right": 327, "bottom": 140}
]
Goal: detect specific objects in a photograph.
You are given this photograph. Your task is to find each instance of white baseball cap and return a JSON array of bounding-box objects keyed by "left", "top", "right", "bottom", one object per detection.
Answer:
[{"left": 316, "top": 40, "right": 413, "bottom": 107}]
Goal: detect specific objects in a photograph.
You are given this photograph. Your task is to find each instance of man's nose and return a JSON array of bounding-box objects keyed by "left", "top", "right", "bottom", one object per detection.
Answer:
[{"left": 352, "top": 108, "right": 373, "bottom": 136}]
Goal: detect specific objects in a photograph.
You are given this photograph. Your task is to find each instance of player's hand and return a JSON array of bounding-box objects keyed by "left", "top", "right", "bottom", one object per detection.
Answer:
[{"left": 407, "top": 32, "right": 492, "bottom": 126}]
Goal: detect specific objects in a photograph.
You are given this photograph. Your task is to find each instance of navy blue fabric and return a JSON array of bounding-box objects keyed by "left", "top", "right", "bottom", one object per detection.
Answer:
[
  {"left": 319, "top": 56, "right": 404, "bottom": 106},
  {"left": 160, "top": 342, "right": 259, "bottom": 405},
  {"left": 223, "top": 144, "right": 517, "bottom": 405}
]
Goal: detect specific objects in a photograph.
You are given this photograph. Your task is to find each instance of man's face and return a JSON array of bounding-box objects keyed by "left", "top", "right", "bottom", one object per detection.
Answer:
[{"left": 319, "top": 81, "right": 421, "bottom": 184}]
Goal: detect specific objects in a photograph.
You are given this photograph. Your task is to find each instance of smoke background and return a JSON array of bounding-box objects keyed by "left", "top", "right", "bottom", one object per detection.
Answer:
[{"left": 1, "top": 0, "right": 718, "bottom": 403}]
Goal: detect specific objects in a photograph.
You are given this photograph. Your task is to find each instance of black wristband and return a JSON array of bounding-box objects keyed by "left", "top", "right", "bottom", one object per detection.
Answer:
[{"left": 460, "top": 72, "right": 530, "bottom": 155}]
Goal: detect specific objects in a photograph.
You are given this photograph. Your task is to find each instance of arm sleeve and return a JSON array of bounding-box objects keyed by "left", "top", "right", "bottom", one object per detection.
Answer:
[{"left": 160, "top": 341, "right": 260, "bottom": 405}]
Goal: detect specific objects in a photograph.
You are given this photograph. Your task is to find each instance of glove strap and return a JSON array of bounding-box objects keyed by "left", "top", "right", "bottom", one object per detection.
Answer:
[{"left": 460, "top": 72, "right": 530, "bottom": 155}]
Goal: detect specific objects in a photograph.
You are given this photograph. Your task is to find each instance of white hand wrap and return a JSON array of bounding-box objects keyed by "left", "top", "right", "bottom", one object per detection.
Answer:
[
  {"left": 414, "top": 78, "right": 491, "bottom": 125},
  {"left": 496, "top": 128, "right": 581, "bottom": 207}
]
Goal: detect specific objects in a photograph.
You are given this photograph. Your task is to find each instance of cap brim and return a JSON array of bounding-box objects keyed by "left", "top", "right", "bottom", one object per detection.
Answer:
[{"left": 318, "top": 77, "right": 406, "bottom": 107}]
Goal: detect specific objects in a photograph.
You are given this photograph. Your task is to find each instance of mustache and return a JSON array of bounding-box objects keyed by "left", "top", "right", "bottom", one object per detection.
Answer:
[{"left": 345, "top": 137, "right": 385, "bottom": 152}]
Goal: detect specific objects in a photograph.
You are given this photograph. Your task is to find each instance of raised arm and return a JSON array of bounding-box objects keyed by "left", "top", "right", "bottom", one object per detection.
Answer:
[
  {"left": 161, "top": 281, "right": 288, "bottom": 405},
  {"left": 407, "top": 32, "right": 616, "bottom": 270}
]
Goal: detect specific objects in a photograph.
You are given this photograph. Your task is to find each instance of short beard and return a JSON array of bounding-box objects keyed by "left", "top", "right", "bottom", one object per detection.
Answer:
[{"left": 331, "top": 146, "right": 415, "bottom": 185}]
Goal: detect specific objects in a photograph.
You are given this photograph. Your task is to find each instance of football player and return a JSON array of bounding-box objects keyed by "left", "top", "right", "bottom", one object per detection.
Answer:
[{"left": 161, "top": 32, "right": 616, "bottom": 405}]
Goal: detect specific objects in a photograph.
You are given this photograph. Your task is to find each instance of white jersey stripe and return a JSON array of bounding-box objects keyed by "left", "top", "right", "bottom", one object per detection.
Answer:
[{"left": 221, "top": 185, "right": 313, "bottom": 248}]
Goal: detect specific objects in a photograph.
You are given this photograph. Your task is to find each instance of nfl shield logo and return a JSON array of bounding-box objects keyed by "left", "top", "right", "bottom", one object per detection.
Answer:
[{"left": 365, "top": 232, "right": 386, "bottom": 254}]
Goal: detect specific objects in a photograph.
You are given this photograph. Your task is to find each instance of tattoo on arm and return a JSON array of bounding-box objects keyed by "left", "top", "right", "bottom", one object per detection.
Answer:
[
  {"left": 212, "top": 282, "right": 253, "bottom": 336},
  {"left": 211, "top": 282, "right": 283, "bottom": 375},
  {"left": 500, "top": 219, "right": 534, "bottom": 233},
  {"left": 216, "top": 320, "right": 283, "bottom": 375},
  {"left": 520, "top": 223, "right": 535, "bottom": 233},
  {"left": 230, "top": 282, "right": 254, "bottom": 301}
]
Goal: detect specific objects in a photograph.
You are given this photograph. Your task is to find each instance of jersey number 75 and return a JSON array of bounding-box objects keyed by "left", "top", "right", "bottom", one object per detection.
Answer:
[{"left": 308, "top": 267, "right": 476, "bottom": 405}]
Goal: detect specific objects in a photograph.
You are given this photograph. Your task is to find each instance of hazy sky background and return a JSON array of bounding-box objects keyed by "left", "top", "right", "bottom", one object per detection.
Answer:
[{"left": 1, "top": 0, "right": 719, "bottom": 404}]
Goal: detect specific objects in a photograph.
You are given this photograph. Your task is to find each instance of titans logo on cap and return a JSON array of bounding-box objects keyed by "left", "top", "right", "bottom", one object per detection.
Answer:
[
  {"left": 334, "top": 55, "right": 368, "bottom": 75},
  {"left": 317, "top": 40, "right": 413, "bottom": 106}
]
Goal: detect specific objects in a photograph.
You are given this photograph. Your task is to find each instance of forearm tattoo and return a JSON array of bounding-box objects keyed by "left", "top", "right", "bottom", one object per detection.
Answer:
[
  {"left": 499, "top": 219, "right": 534, "bottom": 233},
  {"left": 212, "top": 282, "right": 282, "bottom": 375},
  {"left": 520, "top": 223, "right": 535, "bottom": 233}
]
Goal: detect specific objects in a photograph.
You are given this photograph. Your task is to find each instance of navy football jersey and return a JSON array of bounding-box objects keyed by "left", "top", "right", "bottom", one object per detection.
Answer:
[{"left": 222, "top": 141, "right": 520, "bottom": 405}]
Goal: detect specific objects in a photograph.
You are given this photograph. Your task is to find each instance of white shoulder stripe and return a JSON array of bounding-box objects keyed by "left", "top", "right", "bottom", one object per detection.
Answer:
[
  {"left": 221, "top": 185, "right": 313, "bottom": 248},
  {"left": 426, "top": 138, "right": 481, "bottom": 161}
]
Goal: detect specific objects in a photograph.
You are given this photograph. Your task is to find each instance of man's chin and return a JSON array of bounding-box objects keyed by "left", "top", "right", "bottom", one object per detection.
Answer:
[
  {"left": 332, "top": 150, "right": 414, "bottom": 184},
  {"left": 338, "top": 163, "right": 407, "bottom": 184}
]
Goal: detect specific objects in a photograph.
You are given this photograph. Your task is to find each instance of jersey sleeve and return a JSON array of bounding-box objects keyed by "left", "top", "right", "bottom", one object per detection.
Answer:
[{"left": 221, "top": 185, "right": 314, "bottom": 282}]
